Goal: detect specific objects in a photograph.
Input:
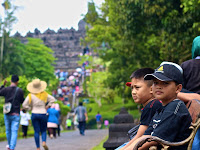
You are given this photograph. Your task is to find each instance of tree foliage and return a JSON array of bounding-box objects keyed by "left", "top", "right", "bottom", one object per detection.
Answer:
[
  {"left": 0, "top": 0, "right": 21, "bottom": 79},
  {"left": 0, "top": 36, "right": 25, "bottom": 78},
  {"left": 23, "top": 38, "right": 56, "bottom": 83},
  {"left": 84, "top": 0, "right": 200, "bottom": 89},
  {"left": 87, "top": 71, "right": 115, "bottom": 106}
]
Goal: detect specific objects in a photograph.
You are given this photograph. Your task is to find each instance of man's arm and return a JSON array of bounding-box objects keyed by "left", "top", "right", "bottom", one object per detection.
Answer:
[
  {"left": 177, "top": 92, "right": 200, "bottom": 103},
  {"left": 0, "top": 80, "right": 7, "bottom": 95},
  {"left": 85, "top": 112, "right": 88, "bottom": 121},
  {"left": 19, "top": 89, "right": 25, "bottom": 104},
  {"left": 120, "top": 125, "right": 148, "bottom": 150}
]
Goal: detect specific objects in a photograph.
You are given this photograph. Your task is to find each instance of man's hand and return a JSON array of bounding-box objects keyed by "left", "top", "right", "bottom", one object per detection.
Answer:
[
  {"left": 85, "top": 113, "right": 88, "bottom": 121},
  {"left": 3, "top": 80, "right": 7, "bottom": 86}
]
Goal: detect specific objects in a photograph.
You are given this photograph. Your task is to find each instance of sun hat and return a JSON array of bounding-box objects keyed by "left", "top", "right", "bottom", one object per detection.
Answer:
[
  {"left": 144, "top": 61, "right": 183, "bottom": 84},
  {"left": 27, "top": 79, "right": 47, "bottom": 94}
]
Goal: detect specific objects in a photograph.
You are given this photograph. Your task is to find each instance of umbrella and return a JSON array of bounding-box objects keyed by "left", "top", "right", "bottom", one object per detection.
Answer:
[
  {"left": 73, "top": 72, "right": 78, "bottom": 76},
  {"left": 59, "top": 77, "right": 65, "bottom": 81},
  {"left": 69, "top": 75, "right": 75, "bottom": 80},
  {"left": 76, "top": 68, "right": 82, "bottom": 73}
]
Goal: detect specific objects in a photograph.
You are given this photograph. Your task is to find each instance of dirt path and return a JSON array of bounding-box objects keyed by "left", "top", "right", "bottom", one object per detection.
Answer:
[{"left": 0, "top": 129, "right": 108, "bottom": 150}]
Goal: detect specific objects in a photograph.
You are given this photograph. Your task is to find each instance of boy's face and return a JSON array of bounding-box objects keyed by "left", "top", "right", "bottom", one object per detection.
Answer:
[
  {"left": 131, "top": 78, "right": 153, "bottom": 106},
  {"left": 152, "top": 78, "right": 182, "bottom": 105}
]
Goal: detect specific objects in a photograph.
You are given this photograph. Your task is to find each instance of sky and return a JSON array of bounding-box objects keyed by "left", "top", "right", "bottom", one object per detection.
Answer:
[{"left": 0, "top": 0, "right": 104, "bottom": 36}]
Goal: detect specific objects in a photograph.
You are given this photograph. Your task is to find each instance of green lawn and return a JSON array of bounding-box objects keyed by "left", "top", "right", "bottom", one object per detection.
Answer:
[
  {"left": 91, "top": 135, "right": 108, "bottom": 150},
  {"left": 81, "top": 96, "right": 140, "bottom": 129}
]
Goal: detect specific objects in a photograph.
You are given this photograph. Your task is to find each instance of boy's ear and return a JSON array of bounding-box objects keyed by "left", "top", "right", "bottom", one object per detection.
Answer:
[
  {"left": 176, "top": 84, "right": 182, "bottom": 94},
  {"left": 150, "top": 86, "right": 153, "bottom": 94}
]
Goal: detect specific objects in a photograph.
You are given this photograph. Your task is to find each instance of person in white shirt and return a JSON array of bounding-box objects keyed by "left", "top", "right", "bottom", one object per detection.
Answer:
[{"left": 20, "top": 109, "right": 31, "bottom": 138}]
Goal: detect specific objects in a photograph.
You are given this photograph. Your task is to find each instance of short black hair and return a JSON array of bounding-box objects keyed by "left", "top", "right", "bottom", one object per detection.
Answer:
[
  {"left": 22, "top": 109, "right": 26, "bottom": 113},
  {"left": 130, "top": 68, "right": 154, "bottom": 86},
  {"left": 11, "top": 75, "right": 19, "bottom": 83},
  {"left": 79, "top": 102, "right": 83, "bottom": 106}
]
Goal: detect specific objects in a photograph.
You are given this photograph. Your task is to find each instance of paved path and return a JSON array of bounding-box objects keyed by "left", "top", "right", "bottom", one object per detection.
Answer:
[{"left": 0, "top": 129, "right": 108, "bottom": 150}]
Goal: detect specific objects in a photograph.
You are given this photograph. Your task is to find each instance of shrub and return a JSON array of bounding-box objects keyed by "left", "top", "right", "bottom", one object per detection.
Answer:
[
  {"left": 0, "top": 113, "right": 5, "bottom": 127},
  {"left": 1, "top": 75, "right": 30, "bottom": 96},
  {"left": 0, "top": 104, "right": 3, "bottom": 113}
]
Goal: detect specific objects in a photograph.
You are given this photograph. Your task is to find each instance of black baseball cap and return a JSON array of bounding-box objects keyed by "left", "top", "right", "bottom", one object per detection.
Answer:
[{"left": 144, "top": 62, "right": 183, "bottom": 84}]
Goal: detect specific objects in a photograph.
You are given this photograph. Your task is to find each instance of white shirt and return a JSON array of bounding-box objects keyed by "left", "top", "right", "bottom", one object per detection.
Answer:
[
  {"left": 57, "top": 88, "right": 62, "bottom": 94},
  {"left": 20, "top": 111, "right": 31, "bottom": 126}
]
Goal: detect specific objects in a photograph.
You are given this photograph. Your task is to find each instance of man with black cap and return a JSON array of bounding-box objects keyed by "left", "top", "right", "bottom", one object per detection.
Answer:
[{"left": 0, "top": 75, "right": 24, "bottom": 150}]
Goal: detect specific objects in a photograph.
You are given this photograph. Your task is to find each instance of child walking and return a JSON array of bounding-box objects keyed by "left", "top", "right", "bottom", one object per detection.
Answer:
[{"left": 20, "top": 109, "right": 31, "bottom": 138}]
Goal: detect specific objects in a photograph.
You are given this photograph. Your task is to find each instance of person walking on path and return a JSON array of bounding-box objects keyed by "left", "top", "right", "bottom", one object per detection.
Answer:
[
  {"left": 55, "top": 103, "right": 61, "bottom": 137},
  {"left": 66, "top": 118, "right": 72, "bottom": 130},
  {"left": 22, "top": 79, "right": 55, "bottom": 150},
  {"left": 20, "top": 109, "right": 31, "bottom": 138},
  {"left": 0, "top": 75, "right": 24, "bottom": 150},
  {"left": 47, "top": 103, "right": 60, "bottom": 139},
  {"left": 95, "top": 112, "right": 103, "bottom": 129},
  {"left": 74, "top": 102, "right": 88, "bottom": 135}
]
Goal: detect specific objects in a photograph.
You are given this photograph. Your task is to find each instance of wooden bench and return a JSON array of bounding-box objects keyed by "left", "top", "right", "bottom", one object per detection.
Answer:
[{"left": 132, "top": 99, "right": 200, "bottom": 150}]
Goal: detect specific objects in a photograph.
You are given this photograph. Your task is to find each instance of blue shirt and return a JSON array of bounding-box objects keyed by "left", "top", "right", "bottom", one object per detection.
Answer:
[
  {"left": 74, "top": 106, "right": 87, "bottom": 122},
  {"left": 47, "top": 108, "right": 60, "bottom": 124},
  {"left": 96, "top": 114, "right": 102, "bottom": 122}
]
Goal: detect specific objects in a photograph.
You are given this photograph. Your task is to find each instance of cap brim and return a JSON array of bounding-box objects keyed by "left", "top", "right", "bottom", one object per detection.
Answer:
[
  {"left": 126, "top": 82, "right": 131, "bottom": 87},
  {"left": 144, "top": 72, "right": 173, "bottom": 82}
]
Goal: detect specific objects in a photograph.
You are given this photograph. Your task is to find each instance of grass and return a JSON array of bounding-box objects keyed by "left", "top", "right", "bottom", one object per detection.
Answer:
[
  {"left": 86, "top": 95, "right": 140, "bottom": 150},
  {"left": 81, "top": 95, "right": 141, "bottom": 129},
  {"left": 91, "top": 135, "right": 108, "bottom": 150}
]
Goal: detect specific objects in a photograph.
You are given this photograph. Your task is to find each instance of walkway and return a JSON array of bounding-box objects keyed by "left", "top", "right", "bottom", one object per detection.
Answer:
[{"left": 0, "top": 129, "right": 108, "bottom": 150}]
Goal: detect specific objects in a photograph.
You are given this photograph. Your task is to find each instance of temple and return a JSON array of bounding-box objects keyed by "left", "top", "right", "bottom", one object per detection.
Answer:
[{"left": 14, "top": 19, "right": 88, "bottom": 71}]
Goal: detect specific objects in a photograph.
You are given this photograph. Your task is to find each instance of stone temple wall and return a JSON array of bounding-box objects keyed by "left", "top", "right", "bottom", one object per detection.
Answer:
[{"left": 14, "top": 19, "right": 87, "bottom": 71}]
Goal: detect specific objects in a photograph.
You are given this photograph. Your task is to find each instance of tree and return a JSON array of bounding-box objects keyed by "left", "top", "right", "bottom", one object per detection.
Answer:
[
  {"left": 0, "top": 3, "right": 24, "bottom": 78},
  {"left": 84, "top": 0, "right": 200, "bottom": 90},
  {"left": 1, "top": 36, "right": 25, "bottom": 78},
  {"left": 23, "top": 38, "right": 56, "bottom": 82},
  {"left": 87, "top": 71, "right": 116, "bottom": 106}
]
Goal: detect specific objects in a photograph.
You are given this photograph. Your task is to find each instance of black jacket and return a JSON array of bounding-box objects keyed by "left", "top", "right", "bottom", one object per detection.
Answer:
[{"left": 0, "top": 86, "right": 24, "bottom": 114}]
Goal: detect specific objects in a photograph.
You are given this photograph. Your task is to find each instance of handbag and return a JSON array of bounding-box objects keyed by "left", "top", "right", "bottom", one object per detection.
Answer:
[
  {"left": 127, "top": 124, "right": 140, "bottom": 140},
  {"left": 3, "top": 87, "right": 19, "bottom": 114}
]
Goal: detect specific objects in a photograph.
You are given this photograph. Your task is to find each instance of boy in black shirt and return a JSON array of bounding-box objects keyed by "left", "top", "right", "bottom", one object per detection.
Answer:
[
  {"left": 117, "top": 68, "right": 162, "bottom": 150},
  {"left": 125, "top": 62, "right": 192, "bottom": 150}
]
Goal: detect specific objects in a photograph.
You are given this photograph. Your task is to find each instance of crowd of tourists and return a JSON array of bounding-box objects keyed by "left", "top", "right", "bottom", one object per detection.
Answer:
[{"left": 0, "top": 56, "right": 96, "bottom": 150}]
